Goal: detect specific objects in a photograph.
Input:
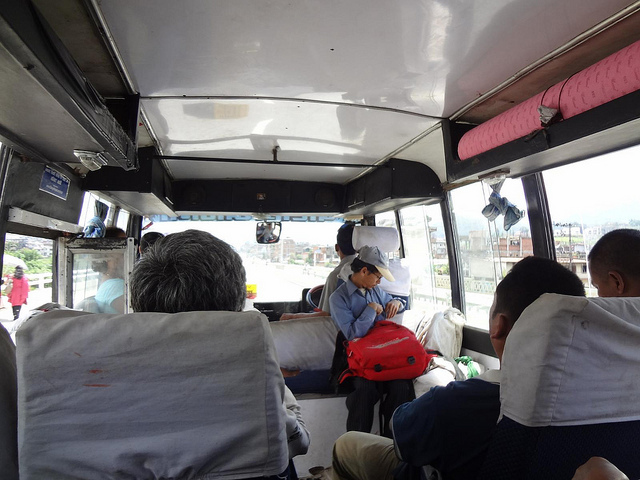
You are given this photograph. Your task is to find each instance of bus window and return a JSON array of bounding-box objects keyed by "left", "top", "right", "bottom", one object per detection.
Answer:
[
  {"left": 375, "top": 211, "right": 398, "bottom": 230},
  {"left": 79, "top": 193, "right": 101, "bottom": 228},
  {"left": 543, "top": 144, "right": 640, "bottom": 296},
  {"left": 72, "top": 252, "right": 115, "bottom": 312},
  {"left": 63, "top": 237, "right": 135, "bottom": 314},
  {"left": 450, "top": 179, "right": 530, "bottom": 330},
  {"left": 144, "top": 220, "right": 344, "bottom": 303},
  {"left": 398, "top": 204, "right": 450, "bottom": 318},
  {"left": 1, "top": 234, "right": 54, "bottom": 326},
  {"left": 115, "top": 209, "right": 130, "bottom": 233}
]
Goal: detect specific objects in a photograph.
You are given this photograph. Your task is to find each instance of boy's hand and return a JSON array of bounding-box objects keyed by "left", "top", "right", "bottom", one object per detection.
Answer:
[
  {"left": 384, "top": 300, "right": 402, "bottom": 319},
  {"left": 368, "top": 302, "right": 383, "bottom": 315}
]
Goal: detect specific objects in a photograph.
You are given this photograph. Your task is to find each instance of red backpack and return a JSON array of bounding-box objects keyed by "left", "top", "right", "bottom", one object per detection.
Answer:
[{"left": 339, "top": 320, "right": 433, "bottom": 383}]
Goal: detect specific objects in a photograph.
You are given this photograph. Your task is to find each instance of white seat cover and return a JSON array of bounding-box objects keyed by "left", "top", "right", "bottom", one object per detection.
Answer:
[
  {"left": 501, "top": 294, "right": 640, "bottom": 427},
  {"left": 17, "top": 310, "right": 288, "bottom": 480},
  {"left": 352, "top": 226, "right": 399, "bottom": 252}
]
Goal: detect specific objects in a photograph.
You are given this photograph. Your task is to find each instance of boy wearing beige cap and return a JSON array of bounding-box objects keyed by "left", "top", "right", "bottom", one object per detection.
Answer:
[{"left": 329, "top": 245, "right": 413, "bottom": 437}]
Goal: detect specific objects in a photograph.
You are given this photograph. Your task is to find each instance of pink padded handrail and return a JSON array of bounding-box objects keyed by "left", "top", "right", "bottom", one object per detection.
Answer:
[{"left": 458, "top": 39, "right": 640, "bottom": 160}]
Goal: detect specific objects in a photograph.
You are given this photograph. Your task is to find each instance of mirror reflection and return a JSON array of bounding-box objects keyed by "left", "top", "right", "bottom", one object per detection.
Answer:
[{"left": 256, "top": 222, "right": 281, "bottom": 244}]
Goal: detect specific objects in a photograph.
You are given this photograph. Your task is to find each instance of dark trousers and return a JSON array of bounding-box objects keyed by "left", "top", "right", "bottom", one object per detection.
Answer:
[
  {"left": 12, "top": 305, "right": 21, "bottom": 320},
  {"left": 346, "top": 377, "right": 415, "bottom": 438}
]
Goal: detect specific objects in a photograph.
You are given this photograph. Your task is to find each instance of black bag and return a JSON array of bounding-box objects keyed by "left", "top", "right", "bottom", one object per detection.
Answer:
[{"left": 329, "top": 331, "right": 353, "bottom": 394}]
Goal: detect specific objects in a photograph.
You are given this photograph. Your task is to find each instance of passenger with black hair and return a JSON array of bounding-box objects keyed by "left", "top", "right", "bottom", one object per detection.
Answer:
[
  {"left": 130, "top": 229, "right": 310, "bottom": 460},
  {"left": 332, "top": 256, "right": 586, "bottom": 480},
  {"left": 138, "top": 231, "right": 164, "bottom": 257},
  {"left": 587, "top": 229, "right": 640, "bottom": 297},
  {"left": 329, "top": 245, "right": 412, "bottom": 438},
  {"left": 104, "top": 226, "right": 127, "bottom": 238},
  {"left": 280, "top": 222, "right": 357, "bottom": 320}
]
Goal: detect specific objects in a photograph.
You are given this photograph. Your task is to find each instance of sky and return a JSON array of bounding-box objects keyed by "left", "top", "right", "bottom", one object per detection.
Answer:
[{"left": 542, "top": 144, "right": 640, "bottom": 225}]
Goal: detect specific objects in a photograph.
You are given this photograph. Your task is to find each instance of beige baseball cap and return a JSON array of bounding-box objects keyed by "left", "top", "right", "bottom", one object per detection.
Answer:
[{"left": 358, "top": 245, "right": 395, "bottom": 282}]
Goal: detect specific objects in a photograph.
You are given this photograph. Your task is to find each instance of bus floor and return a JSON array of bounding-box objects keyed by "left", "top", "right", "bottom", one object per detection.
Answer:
[{"left": 294, "top": 395, "right": 381, "bottom": 478}]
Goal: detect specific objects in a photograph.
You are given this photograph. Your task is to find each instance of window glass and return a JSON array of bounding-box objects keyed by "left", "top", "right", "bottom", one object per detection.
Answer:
[
  {"left": 79, "top": 192, "right": 97, "bottom": 228},
  {"left": 116, "top": 210, "right": 130, "bottom": 233},
  {"left": 543, "top": 144, "right": 640, "bottom": 296},
  {"left": 144, "top": 220, "right": 344, "bottom": 303},
  {"left": 1, "top": 234, "right": 54, "bottom": 330},
  {"left": 398, "top": 204, "right": 450, "bottom": 323},
  {"left": 450, "top": 178, "right": 530, "bottom": 330},
  {"left": 72, "top": 250, "right": 126, "bottom": 314},
  {"left": 375, "top": 211, "right": 398, "bottom": 230},
  {"left": 79, "top": 193, "right": 112, "bottom": 234}
]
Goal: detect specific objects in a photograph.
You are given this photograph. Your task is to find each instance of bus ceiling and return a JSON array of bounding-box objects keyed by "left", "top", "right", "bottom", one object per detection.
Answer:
[{"left": 1, "top": 0, "right": 640, "bottom": 211}]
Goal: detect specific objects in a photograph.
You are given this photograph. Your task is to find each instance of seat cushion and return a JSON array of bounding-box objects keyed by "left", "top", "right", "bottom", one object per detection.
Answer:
[{"left": 270, "top": 316, "right": 338, "bottom": 371}]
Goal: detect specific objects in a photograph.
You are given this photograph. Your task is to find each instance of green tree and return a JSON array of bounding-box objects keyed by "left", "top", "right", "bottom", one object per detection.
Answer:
[{"left": 3, "top": 248, "right": 52, "bottom": 275}]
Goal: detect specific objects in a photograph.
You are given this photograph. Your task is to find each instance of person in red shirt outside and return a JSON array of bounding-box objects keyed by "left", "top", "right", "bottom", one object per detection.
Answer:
[{"left": 7, "top": 266, "right": 28, "bottom": 320}]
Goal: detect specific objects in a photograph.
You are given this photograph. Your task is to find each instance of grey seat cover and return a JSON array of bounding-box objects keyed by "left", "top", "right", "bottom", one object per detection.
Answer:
[
  {"left": 270, "top": 316, "right": 337, "bottom": 370},
  {"left": 17, "top": 310, "right": 288, "bottom": 480}
]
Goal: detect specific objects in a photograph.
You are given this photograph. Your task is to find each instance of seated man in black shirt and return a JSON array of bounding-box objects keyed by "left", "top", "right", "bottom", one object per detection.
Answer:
[{"left": 332, "top": 256, "right": 586, "bottom": 480}]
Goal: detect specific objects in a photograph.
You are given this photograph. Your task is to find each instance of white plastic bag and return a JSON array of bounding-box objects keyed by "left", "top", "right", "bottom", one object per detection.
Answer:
[
  {"left": 413, "top": 357, "right": 456, "bottom": 397},
  {"left": 422, "top": 308, "right": 466, "bottom": 359}
]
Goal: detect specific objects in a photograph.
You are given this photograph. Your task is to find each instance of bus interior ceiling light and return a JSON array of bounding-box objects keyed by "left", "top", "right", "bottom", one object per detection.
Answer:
[{"left": 73, "top": 150, "right": 108, "bottom": 171}]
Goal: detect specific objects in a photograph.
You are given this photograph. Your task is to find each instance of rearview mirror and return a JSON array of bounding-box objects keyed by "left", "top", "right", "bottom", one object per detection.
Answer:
[{"left": 256, "top": 222, "right": 281, "bottom": 244}]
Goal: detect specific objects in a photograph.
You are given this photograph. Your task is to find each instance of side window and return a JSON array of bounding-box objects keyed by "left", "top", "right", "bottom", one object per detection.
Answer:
[
  {"left": 375, "top": 211, "right": 398, "bottom": 230},
  {"left": 116, "top": 210, "right": 130, "bottom": 233},
  {"left": 79, "top": 194, "right": 129, "bottom": 235},
  {"left": 450, "top": 179, "right": 530, "bottom": 330},
  {"left": 398, "top": 204, "right": 450, "bottom": 318},
  {"left": 543, "top": 144, "right": 640, "bottom": 296},
  {"left": 2, "top": 234, "right": 54, "bottom": 325},
  {"left": 375, "top": 211, "right": 400, "bottom": 260}
]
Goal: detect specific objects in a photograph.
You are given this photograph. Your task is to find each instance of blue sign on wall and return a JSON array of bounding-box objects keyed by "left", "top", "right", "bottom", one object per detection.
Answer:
[{"left": 39, "top": 166, "right": 70, "bottom": 200}]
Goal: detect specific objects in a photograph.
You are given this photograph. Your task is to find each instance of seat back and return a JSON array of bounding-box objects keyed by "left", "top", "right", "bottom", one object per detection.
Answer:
[
  {"left": 0, "top": 324, "right": 18, "bottom": 480},
  {"left": 352, "top": 226, "right": 400, "bottom": 252},
  {"left": 73, "top": 295, "right": 102, "bottom": 313},
  {"left": 479, "top": 294, "right": 640, "bottom": 479},
  {"left": 17, "top": 310, "right": 289, "bottom": 480}
]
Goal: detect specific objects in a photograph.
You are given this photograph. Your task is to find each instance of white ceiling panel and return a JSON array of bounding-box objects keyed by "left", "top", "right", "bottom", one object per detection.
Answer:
[
  {"left": 143, "top": 98, "right": 437, "bottom": 181},
  {"left": 100, "top": 0, "right": 633, "bottom": 118},
  {"left": 395, "top": 126, "right": 447, "bottom": 182},
  {"left": 163, "top": 160, "right": 369, "bottom": 184}
]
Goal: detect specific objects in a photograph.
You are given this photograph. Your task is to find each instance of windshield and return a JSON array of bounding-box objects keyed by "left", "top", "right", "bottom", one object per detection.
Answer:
[{"left": 144, "top": 220, "right": 343, "bottom": 303}]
